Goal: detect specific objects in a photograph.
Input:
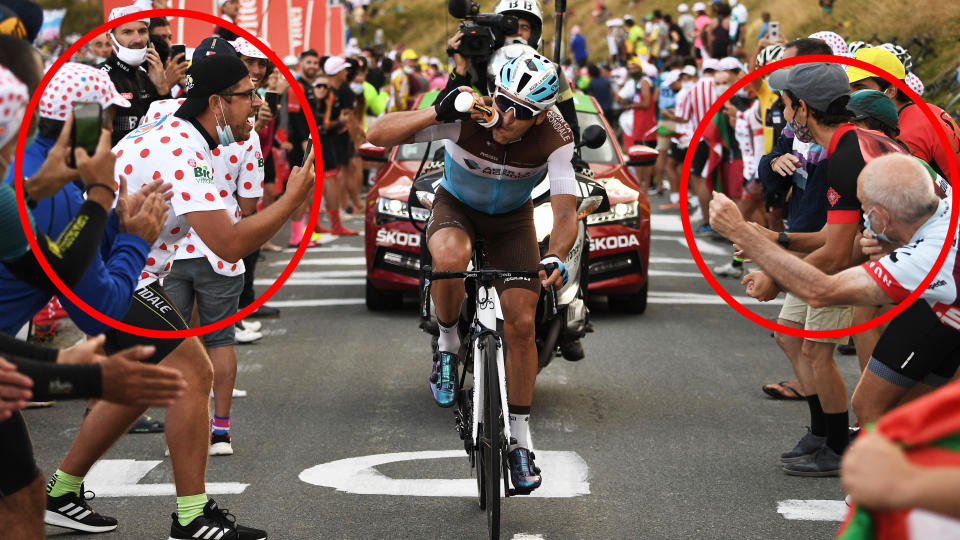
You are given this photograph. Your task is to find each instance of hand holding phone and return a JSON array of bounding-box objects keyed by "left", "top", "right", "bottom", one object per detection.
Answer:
[
  {"left": 265, "top": 91, "right": 280, "bottom": 116},
  {"left": 71, "top": 102, "right": 101, "bottom": 168},
  {"left": 170, "top": 44, "right": 186, "bottom": 64},
  {"left": 768, "top": 21, "right": 781, "bottom": 43},
  {"left": 302, "top": 138, "right": 313, "bottom": 168}
]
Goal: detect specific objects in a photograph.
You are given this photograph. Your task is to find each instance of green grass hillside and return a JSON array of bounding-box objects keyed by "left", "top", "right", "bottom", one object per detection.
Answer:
[{"left": 359, "top": 0, "right": 959, "bottom": 107}]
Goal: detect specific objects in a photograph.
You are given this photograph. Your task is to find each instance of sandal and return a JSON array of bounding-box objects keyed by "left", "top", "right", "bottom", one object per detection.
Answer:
[{"left": 762, "top": 380, "right": 806, "bottom": 400}]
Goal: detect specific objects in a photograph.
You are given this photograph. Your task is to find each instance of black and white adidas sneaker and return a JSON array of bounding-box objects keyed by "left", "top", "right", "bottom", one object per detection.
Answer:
[
  {"left": 45, "top": 484, "right": 119, "bottom": 533},
  {"left": 168, "top": 499, "right": 266, "bottom": 540}
]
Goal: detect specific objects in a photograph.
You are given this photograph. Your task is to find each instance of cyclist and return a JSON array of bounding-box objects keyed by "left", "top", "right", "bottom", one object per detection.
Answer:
[{"left": 367, "top": 52, "right": 576, "bottom": 494}]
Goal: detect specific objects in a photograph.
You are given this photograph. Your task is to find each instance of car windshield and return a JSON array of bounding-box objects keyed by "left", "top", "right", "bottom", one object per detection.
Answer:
[{"left": 392, "top": 111, "right": 619, "bottom": 165}]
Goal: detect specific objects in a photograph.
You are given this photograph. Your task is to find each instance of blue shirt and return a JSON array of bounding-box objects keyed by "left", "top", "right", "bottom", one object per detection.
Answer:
[
  {"left": 587, "top": 77, "right": 613, "bottom": 114},
  {"left": 658, "top": 74, "right": 677, "bottom": 111},
  {"left": 757, "top": 131, "right": 828, "bottom": 233},
  {"left": 0, "top": 136, "right": 150, "bottom": 335},
  {"left": 570, "top": 34, "right": 587, "bottom": 60}
]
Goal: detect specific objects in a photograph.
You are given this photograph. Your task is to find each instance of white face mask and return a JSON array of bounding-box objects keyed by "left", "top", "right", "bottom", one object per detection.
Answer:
[
  {"left": 349, "top": 82, "right": 364, "bottom": 95},
  {"left": 403, "top": 65, "right": 415, "bottom": 75},
  {"left": 681, "top": 81, "right": 694, "bottom": 90},
  {"left": 110, "top": 32, "right": 148, "bottom": 66}
]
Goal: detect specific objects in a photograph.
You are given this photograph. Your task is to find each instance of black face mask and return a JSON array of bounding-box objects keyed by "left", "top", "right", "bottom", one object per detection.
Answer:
[{"left": 630, "top": 72, "right": 642, "bottom": 80}]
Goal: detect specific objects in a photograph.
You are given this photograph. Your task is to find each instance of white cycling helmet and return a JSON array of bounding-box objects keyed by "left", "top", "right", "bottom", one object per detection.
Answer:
[
  {"left": 755, "top": 44, "right": 784, "bottom": 70},
  {"left": 494, "top": 0, "right": 543, "bottom": 48},
  {"left": 496, "top": 51, "right": 559, "bottom": 111},
  {"left": 847, "top": 40, "right": 869, "bottom": 56},
  {"left": 487, "top": 42, "right": 538, "bottom": 87}
]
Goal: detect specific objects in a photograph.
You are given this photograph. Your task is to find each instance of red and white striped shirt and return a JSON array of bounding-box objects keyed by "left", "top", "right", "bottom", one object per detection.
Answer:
[{"left": 674, "top": 77, "right": 716, "bottom": 148}]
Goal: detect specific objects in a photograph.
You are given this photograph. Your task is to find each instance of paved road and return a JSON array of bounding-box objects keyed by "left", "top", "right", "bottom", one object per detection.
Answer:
[{"left": 29, "top": 205, "right": 863, "bottom": 539}]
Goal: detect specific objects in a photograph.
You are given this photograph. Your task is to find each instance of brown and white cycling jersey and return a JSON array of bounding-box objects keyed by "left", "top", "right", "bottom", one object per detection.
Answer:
[{"left": 414, "top": 110, "right": 576, "bottom": 215}]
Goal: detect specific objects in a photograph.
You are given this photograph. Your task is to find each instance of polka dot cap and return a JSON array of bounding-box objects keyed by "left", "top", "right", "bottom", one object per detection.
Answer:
[
  {"left": 39, "top": 63, "right": 131, "bottom": 121},
  {"left": 231, "top": 36, "right": 270, "bottom": 60},
  {"left": 808, "top": 31, "right": 848, "bottom": 57},
  {"left": 107, "top": 4, "right": 150, "bottom": 25},
  {"left": 905, "top": 72, "right": 924, "bottom": 97},
  {"left": 0, "top": 65, "right": 28, "bottom": 150}
]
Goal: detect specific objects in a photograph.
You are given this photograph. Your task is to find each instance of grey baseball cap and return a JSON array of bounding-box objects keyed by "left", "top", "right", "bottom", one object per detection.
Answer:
[{"left": 767, "top": 63, "right": 850, "bottom": 111}]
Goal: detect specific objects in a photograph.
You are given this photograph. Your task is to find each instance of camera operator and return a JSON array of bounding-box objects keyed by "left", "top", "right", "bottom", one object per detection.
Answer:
[
  {"left": 101, "top": 5, "right": 187, "bottom": 145},
  {"left": 442, "top": 0, "right": 582, "bottom": 146}
]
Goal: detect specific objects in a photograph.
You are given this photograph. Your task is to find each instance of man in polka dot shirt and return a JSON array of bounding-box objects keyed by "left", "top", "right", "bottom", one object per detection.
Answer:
[{"left": 46, "top": 53, "right": 315, "bottom": 540}]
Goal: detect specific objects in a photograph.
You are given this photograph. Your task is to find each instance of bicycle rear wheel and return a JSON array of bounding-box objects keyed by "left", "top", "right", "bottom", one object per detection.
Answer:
[{"left": 481, "top": 333, "right": 502, "bottom": 539}]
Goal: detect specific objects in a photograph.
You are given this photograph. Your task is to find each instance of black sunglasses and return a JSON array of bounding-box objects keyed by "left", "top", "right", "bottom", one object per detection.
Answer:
[{"left": 218, "top": 89, "right": 257, "bottom": 102}]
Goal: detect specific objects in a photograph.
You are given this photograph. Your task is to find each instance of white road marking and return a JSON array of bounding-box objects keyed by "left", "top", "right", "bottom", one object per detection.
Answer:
[
  {"left": 299, "top": 450, "right": 590, "bottom": 498},
  {"left": 264, "top": 298, "right": 366, "bottom": 308},
  {"left": 270, "top": 256, "right": 366, "bottom": 267},
  {"left": 512, "top": 535, "right": 546, "bottom": 539},
  {"left": 281, "top": 245, "right": 364, "bottom": 253},
  {"left": 652, "top": 234, "right": 734, "bottom": 257},
  {"left": 254, "top": 278, "right": 366, "bottom": 286},
  {"left": 777, "top": 499, "right": 846, "bottom": 521},
  {"left": 651, "top": 213, "right": 686, "bottom": 233},
  {"left": 271, "top": 270, "right": 367, "bottom": 278},
  {"left": 649, "top": 292, "right": 784, "bottom": 306},
  {"left": 648, "top": 270, "right": 707, "bottom": 278},
  {"left": 84, "top": 459, "right": 247, "bottom": 497},
  {"left": 649, "top": 257, "right": 699, "bottom": 265}
]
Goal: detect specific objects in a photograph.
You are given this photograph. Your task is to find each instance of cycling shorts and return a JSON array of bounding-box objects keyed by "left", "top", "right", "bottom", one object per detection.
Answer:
[
  {"left": 867, "top": 300, "right": 960, "bottom": 389},
  {"left": 426, "top": 187, "right": 540, "bottom": 295},
  {"left": 0, "top": 412, "right": 39, "bottom": 498},
  {"left": 103, "top": 281, "right": 188, "bottom": 364}
]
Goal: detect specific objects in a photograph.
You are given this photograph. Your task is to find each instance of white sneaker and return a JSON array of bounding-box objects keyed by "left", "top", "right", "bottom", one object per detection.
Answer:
[
  {"left": 234, "top": 327, "right": 263, "bottom": 344},
  {"left": 239, "top": 319, "right": 262, "bottom": 332},
  {"left": 713, "top": 261, "right": 744, "bottom": 279},
  {"left": 209, "top": 433, "right": 233, "bottom": 456},
  {"left": 209, "top": 388, "right": 248, "bottom": 398}
]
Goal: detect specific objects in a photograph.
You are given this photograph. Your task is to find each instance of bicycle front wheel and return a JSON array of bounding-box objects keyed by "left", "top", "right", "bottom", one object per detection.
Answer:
[{"left": 481, "top": 333, "right": 502, "bottom": 539}]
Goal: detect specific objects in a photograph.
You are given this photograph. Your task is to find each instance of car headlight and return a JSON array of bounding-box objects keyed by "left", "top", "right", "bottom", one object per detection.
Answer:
[
  {"left": 586, "top": 201, "right": 639, "bottom": 225},
  {"left": 377, "top": 196, "right": 430, "bottom": 221},
  {"left": 533, "top": 202, "right": 553, "bottom": 242}
]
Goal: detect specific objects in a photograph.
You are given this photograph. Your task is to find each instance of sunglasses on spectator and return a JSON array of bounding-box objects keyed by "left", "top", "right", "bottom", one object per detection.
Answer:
[
  {"left": 219, "top": 89, "right": 258, "bottom": 102},
  {"left": 314, "top": 83, "right": 329, "bottom": 89},
  {"left": 493, "top": 90, "right": 540, "bottom": 120}
]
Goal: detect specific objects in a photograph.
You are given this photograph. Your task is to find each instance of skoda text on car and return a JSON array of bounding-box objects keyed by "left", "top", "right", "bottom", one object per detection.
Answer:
[{"left": 363, "top": 92, "right": 651, "bottom": 313}]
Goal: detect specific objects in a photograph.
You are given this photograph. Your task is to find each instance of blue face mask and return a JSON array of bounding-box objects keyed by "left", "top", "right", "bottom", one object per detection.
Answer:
[
  {"left": 215, "top": 96, "right": 236, "bottom": 146},
  {"left": 864, "top": 208, "right": 892, "bottom": 243}
]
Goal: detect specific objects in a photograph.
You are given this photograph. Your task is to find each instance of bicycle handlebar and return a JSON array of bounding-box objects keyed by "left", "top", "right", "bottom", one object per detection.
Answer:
[{"left": 420, "top": 265, "right": 559, "bottom": 320}]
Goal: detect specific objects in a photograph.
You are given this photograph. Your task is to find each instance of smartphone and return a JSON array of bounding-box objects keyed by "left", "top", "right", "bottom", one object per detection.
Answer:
[
  {"left": 265, "top": 91, "right": 280, "bottom": 116},
  {"left": 170, "top": 44, "right": 186, "bottom": 63},
  {"left": 302, "top": 138, "right": 313, "bottom": 168},
  {"left": 768, "top": 21, "right": 780, "bottom": 42},
  {"left": 71, "top": 102, "right": 101, "bottom": 168}
]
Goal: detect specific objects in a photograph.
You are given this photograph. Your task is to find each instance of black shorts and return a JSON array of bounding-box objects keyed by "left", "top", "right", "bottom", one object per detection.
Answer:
[
  {"left": 263, "top": 149, "right": 275, "bottom": 185},
  {"left": 668, "top": 141, "right": 685, "bottom": 162},
  {"left": 690, "top": 140, "right": 710, "bottom": 177},
  {"left": 319, "top": 134, "right": 338, "bottom": 172},
  {"left": 868, "top": 300, "right": 960, "bottom": 388},
  {"left": 103, "top": 281, "right": 189, "bottom": 364},
  {"left": 0, "top": 412, "right": 39, "bottom": 498},
  {"left": 426, "top": 187, "right": 540, "bottom": 295}
]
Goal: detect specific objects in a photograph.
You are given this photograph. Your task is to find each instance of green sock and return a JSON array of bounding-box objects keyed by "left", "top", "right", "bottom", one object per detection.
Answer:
[
  {"left": 176, "top": 494, "right": 208, "bottom": 526},
  {"left": 47, "top": 469, "right": 84, "bottom": 497}
]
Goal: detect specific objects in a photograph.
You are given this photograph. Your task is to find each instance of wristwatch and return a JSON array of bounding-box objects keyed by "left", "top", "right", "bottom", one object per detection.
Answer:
[{"left": 777, "top": 231, "right": 790, "bottom": 249}]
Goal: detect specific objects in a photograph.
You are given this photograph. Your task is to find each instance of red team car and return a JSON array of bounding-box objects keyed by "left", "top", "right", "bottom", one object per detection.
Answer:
[{"left": 363, "top": 92, "right": 651, "bottom": 314}]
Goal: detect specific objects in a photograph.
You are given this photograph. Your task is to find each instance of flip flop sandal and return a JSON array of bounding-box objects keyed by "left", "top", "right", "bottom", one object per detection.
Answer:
[
  {"left": 128, "top": 415, "right": 165, "bottom": 434},
  {"left": 762, "top": 381, "right": 806, "bottom": 400}
]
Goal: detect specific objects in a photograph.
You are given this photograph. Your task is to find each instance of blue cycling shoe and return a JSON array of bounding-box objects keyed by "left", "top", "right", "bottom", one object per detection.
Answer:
[
  {"left": 429, "top": 351, "right": 458, "bottom": 408},
  {"left": 507, "top": 447, "right": 542, "bottom": 494}
]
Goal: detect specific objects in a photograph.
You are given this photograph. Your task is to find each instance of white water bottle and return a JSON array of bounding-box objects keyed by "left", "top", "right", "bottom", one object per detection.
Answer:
[{"left": 454, "top": 91, "right": 499, "bottom": 128}]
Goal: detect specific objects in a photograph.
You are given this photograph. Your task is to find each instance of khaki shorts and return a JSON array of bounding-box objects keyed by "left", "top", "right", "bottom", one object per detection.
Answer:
[
  {"left": 778, "top": 293, "right": 854, "bottom": 344},
  {"left": 656, "top": 119, "right": 676, "bottom": 150}
]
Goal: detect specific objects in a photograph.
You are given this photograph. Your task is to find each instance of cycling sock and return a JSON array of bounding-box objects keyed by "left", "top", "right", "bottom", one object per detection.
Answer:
[
  {"left": 806, "top": 395, "right": 827, "bottom": 437},
  {"left": 177, "top": 493, "right": 208, "bottom": 526},
  {"left": 211, "top": 415, "right": 230, "bottom": 436},
  {"left": 508, "top": 413, "right": 532, "bottom": 451},
  {"left": 47, "top": 469, "right": 84, "bottom": 497},
  {"left": 824, "top": 411, "right": 850, "bottom": 454},
  {"left": 437, "top": 319, "right": 460, "bottom": 353}
]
